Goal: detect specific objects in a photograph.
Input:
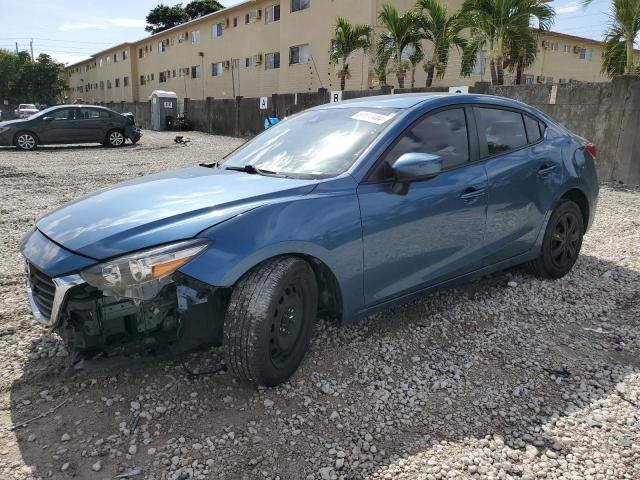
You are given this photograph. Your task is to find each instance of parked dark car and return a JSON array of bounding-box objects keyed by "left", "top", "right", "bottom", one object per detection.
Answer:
[
  {"left": 20, "top": 94, "right": 598, "bottom": 387},
  {"left": 0, "top": 104, "right": 141, "bottom": 150}
]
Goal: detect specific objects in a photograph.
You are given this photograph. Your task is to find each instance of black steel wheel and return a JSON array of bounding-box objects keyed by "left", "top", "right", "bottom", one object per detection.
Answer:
[
  {"left": 529, "top": 200, "right": 584, "bottom": 279},
  {"left": 223, "top": 257, "right": 318, "bottom": 387}
]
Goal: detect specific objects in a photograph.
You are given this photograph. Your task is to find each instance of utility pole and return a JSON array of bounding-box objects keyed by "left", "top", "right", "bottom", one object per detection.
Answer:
[
  {"left": 15, "top": 42, "right": 18, "bottom": 54},
  {"left": 30, "top": 39, "right": 34, "bottom": 60}
]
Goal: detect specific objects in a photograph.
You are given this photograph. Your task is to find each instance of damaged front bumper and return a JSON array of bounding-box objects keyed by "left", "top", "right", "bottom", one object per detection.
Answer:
[{"left": 24, "top": 262, "right": 225, "bottom": 359}]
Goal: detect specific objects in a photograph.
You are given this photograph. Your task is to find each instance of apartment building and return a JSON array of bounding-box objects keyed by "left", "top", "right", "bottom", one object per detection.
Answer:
[{"left": 63, "top": 0, "right": 613, "bottom": 104}]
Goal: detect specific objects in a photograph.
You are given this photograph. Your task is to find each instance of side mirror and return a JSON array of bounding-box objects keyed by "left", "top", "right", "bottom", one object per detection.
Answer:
[{"left": 390, "top": 153, "right": 443, "bottom": 195}]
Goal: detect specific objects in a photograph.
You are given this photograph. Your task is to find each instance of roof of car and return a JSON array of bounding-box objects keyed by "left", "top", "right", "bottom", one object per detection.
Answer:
[{"left": 316, "top": 92, "right": 537, "bottom": 114}]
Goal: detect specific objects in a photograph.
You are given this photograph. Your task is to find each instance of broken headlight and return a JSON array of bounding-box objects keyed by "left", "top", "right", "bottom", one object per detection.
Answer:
[{"left": 80, "top": 239, "right": 210, "bottom": 300}]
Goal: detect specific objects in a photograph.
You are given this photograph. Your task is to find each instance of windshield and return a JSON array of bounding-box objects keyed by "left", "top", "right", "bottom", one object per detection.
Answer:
[
  {"left": 223, "top": 107, "right": 399, "bottom": 178},
  {"left": 20, "top": 104, "right": 37, "bottom": 110}
]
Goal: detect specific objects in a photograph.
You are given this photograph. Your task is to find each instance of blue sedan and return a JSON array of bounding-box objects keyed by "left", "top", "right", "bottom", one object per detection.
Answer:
[{"left": 20, "top": 94, "right": 598, "bottom": 386}]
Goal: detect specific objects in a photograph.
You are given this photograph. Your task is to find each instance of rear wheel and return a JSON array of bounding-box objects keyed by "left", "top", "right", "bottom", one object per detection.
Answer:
[
  {"left": 223, "top": 257, "right": 318, "bottom": 387},
  {"left": 14, "top": 131, "right": 37, "bottom": 151},
  {"left": 529, "top": 200, "right": 584, "bottom": 279},
  {"left": 105, "top": 129, "right": 125, "bottom": 147}
]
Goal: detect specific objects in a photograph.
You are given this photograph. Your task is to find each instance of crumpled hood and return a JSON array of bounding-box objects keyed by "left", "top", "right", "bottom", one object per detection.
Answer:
[{"left": 36, "top": 166, "right": 318, "bottom": 259}]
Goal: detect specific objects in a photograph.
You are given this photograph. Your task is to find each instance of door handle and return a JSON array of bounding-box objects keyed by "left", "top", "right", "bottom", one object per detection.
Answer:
[
  {"left": 459, "top": 186, "right": 486, "bottom": 202},
  {"left": 538, "top": 163, "right": 558, "bottom": 176}
]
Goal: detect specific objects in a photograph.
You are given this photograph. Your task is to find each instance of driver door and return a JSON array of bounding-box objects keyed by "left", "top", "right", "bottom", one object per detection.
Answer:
[
  {"left": 357, "top": 106, "right": 488, "bottom": 306},
  {"left": 37, "top": 107, "right": 79, "bottom": 144}
]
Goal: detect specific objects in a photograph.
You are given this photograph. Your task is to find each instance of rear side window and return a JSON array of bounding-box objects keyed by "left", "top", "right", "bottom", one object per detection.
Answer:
[
  {"left": 477, "top": 108, "right": 527, "bottom": 156},
  {"left": 385, "top": 108, "right": 470, "bottom": 171},
  {"left": 79, "top": 108, "right": 110, "bottom": 119},
  {"left": 524, "top": 115, "right": 544, "bottom": 143}
]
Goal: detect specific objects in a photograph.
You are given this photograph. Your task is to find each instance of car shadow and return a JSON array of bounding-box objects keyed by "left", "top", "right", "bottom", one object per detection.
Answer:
[{"left": 7, "top": 253, "right": 640, "bottom": 478}]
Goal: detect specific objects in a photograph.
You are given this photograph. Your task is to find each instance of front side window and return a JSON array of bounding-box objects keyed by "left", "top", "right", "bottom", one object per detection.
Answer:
[
  {"left": 385, "top": 108, "right": 469, "bottom": 171},
  {"left": 224, "top": 107, "right": 398, "bottom": 178},
  {"left": 477, "top": 107, "right": 527, "bottom": 156},
  {"left": 266, "top": 4, "right": 280, "bottom": 23},
  {"left": 290, "top": 44, "right": 310, "bottom": 65},
  {"left": 266, "top": 52, "right": 280, "bottom": 70},
  {"left": 191, "top": 30, "right": 200, "bottom": 44},
  {"left": 49, "top": 108, "right": 76, "bottom": 120},
  {"left": 291, "top": 0, "right": 309, "bottom": 12}
]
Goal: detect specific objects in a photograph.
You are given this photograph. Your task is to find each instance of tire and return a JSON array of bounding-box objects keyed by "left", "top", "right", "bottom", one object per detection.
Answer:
[
  {"left": 14, "top": 131, "right": 37, "bottom": 151},
  {"left": 529, "top": 200, "right": 584, "bottom": 279},
  {"left": 223, "top": 257, "right": 318, "bottom": 387},
  {"left": 105, "top": 129, "right": 125, "bottom": 147}
]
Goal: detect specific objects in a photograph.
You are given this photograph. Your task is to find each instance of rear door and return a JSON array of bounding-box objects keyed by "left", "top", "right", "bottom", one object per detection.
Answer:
[
  {"left": 477, "top": 106, "right": 564, "bottom": 264},
  {"left": 36, "top": 107, "right": 80, "bottom": 144},
  {"left": 74, "top": 108, "right": 112, "bottom": 142}
]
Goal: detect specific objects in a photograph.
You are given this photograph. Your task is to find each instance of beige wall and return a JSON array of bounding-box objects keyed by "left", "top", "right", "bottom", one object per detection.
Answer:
[{"left": 64, "top": 0, "right": 616, "bottom": 104}]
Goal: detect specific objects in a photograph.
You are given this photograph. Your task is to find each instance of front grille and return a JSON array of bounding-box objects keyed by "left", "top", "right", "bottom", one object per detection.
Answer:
[{"left": 28, "top": 264, "right": 56, "bottom": 321}]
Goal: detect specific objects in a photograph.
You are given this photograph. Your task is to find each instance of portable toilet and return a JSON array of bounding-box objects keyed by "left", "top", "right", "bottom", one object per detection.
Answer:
[{"left": 150, "top": 90, "right": 178, "bottom": 131}]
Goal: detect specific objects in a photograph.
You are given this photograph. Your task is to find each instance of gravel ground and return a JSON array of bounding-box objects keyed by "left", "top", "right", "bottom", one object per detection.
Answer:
[{"left": 0, "top": 131, "right": 639, "bottom": 480}]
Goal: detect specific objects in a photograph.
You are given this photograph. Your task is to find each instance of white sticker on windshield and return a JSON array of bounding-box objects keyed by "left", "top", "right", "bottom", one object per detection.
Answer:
[{"left": 350, "top": 111, "right": 394, "bottom": 125}]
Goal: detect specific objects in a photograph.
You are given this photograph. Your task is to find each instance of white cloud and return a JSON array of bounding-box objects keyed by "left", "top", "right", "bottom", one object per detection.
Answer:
[
  {"left": 556, "top": 2, "right": 581, "bottom": 14},
  {"left": 43, "top": 51, "right": 91, "bottom": 65},
  {"left": 109, "top": 18, "right": 146, "bottom": 28},
  {"left": 58, "top": 18, "right": 144, "bottom": 31},
  {"left": 59, "top": 21, "right": 105, "bottom": 31}
]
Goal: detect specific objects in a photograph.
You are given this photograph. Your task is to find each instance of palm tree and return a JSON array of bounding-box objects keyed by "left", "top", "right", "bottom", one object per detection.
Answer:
[
  {"left": 416, "top": 0, "right": 470, "bottom": 87},
  {"left": 584, "top": 0, "right": 640, "bottom": 75},
  {"left": 330, "top": 17, "right": 373, "bottom": 91},
  {"left": 377, "top": 4, "right": 423, "bottom": 88},
  {"left": 408, "top": 47, "right": 424, "bottom": 88},
  {"left": 460, "top": 0, "right": 555, "bottom": 85}
]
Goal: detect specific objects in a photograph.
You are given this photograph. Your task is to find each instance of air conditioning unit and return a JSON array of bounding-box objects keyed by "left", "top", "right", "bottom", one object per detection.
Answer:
[
  {"left": 223, "top": 60, "right": 231, "bottom": 70},
  {"left": 256, "top": 9, "right": 262, "bottom": 20},
  {"left": 254, "top": 53, "right": 263, "bottom": 64},
  {"left": 536, "top": 75, "right": 546, "bottom": 83},
  {"left": 573, "top": 45, "right": 581, "bottom": 54}
]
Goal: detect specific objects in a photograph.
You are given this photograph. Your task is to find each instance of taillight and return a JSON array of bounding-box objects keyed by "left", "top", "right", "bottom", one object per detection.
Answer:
[{"left": 584, "top": 142, "right": 596, "bottom": 159}]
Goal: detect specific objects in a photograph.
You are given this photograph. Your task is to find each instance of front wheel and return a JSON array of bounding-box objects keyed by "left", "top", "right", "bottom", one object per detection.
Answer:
[
  {"left": 223, "top": 257, "right": 318, "bottom": 387},
  {"left": 529, "top": 200, "right": 584, "bottom": 279},
  {"left": 105, "top": 129, "right": 125, "bottom": 147},
  {"left": 14, "top": 131, "right": 37, "bottom": 151}
]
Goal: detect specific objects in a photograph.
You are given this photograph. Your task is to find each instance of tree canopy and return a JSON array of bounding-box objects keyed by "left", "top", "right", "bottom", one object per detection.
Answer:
[
  {"left": 146, "top": 0, "right": 224, "bottom": 33},
  {"left": 0, "top": 50, "right": 68, "bottom": 105}
]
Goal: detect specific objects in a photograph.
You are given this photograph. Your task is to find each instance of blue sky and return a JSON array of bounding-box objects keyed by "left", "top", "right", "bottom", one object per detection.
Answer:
[{"left": 0, "top": 0, "right": 613, "bottom": 66}]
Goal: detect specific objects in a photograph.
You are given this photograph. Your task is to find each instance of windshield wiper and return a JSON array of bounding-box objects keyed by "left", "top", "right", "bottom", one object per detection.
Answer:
[{"left": 225, "top": 164, "right": 282, "bottom": 176}]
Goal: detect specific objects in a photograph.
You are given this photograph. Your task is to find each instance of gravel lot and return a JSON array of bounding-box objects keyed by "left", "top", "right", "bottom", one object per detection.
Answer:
[{"left": 0, "top": 130, "right": 639, "bottom": 480}]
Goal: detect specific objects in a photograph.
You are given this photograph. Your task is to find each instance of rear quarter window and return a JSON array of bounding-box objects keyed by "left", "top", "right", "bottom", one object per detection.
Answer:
[{"left": 524, "top": 114, "right": 544, "bottom": 143}]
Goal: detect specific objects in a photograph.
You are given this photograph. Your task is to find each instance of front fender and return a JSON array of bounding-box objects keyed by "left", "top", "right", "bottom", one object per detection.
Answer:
[{"left": 178, "top": 176, "right": 364, "bottom": 322}]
